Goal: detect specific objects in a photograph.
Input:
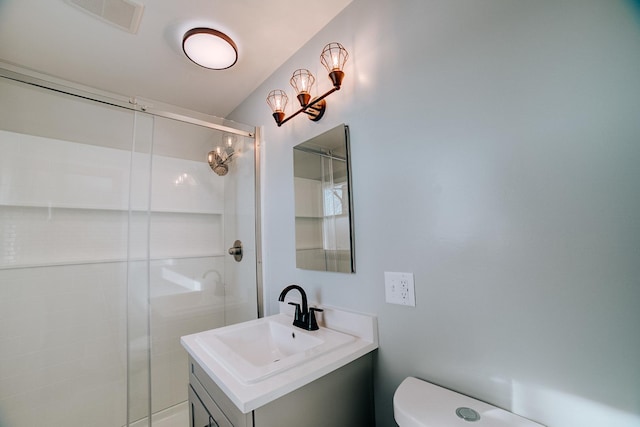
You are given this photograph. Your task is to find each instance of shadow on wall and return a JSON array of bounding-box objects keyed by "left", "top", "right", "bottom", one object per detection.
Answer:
[
  {"left": 629, "top": 0, "right": 640, "bottom": 21},
  {"left": 487, "top": 377, "right": 640, "bottom": 426}
]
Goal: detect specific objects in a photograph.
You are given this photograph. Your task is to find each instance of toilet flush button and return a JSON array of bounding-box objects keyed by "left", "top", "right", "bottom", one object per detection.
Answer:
[{"left": 456, "top": 407, "right": 481, "bottom": 422}]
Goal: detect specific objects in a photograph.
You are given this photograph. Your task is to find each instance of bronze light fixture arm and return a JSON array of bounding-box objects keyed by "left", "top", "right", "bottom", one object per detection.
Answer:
[{"left": 277, "top": 86, "right": 339, "bottom": 127}]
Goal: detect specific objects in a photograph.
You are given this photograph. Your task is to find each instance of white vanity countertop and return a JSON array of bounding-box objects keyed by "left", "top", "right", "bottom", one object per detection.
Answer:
[{"left": 180, "top": 305, "right": 378, "bottom": 413}]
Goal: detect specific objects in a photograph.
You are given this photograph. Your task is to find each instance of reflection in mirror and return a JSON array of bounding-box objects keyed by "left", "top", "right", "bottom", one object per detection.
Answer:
[{"left": 293, "top": 124, "right": 354, "bottom": 273}]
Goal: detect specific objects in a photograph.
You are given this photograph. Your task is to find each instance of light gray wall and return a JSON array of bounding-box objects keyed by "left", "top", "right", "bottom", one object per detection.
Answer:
[{"left": 228, "top": 1, "right": 640, "bottom": 426}]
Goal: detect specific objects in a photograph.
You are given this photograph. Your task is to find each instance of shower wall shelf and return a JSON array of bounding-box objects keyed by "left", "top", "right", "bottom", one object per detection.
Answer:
[
  {"left": 0, "top": 203, "right": 225, "bottom": 216},
  {"left": 0, "top": 254, "right": 228, "bottom": 271},
  {"left": 0, "top": 207, "right": 225, "bottom": 269},
  {"left": 0, "top": 130, "right": 231, "bottom": 270}
]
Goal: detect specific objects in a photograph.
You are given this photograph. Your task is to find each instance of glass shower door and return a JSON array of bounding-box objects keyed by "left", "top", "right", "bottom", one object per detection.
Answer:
[
  {"left": 143, "top": 115, "right": 257, "bottom": 424},
  {"left": 0, "top": 70, "right": 258, "bottom": 427},
  {"left": 0, "top": 75, "right": 136, "bottom": 427}
]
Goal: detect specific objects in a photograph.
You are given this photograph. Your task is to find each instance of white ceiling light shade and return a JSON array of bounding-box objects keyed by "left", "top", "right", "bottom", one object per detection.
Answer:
[{"left": 182, "top": 28, "right": 238, "bottom": 70}]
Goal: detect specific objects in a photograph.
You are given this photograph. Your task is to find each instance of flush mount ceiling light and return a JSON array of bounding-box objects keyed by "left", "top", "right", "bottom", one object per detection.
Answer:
[
  {"left": 266, "top": 42, "right": 349, "bottom": 127},
  {"left": 182, "top": 28, "right": 238, "bottom": 70}
]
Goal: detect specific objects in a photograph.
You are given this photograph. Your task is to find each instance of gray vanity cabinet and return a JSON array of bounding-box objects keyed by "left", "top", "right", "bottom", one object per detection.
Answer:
[{"left": 188, "top": 354, "right": 374, "bottom": 427}]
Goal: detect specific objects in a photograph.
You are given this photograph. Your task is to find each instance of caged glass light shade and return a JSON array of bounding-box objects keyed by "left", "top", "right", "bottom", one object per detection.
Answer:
[
  {"left": 182, "top": 28, "right": 238, "bottom": 70},
  {"left": 290, "top": 69, "right": 316, "bottom": 107},
  {"left": 320, "top": 42, "right": 349, "bottom": 88},
  {"left": 266, "top": 89, "right": 289, "bottom": 123},
  {"left": 320, "top": 42, "right": 349, "bottom": 72}
]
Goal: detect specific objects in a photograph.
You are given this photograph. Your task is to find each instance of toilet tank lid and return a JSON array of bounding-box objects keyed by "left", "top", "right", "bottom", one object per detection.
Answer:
[{"left": 393, "top": 377, "right": 545, "bottom": 427}]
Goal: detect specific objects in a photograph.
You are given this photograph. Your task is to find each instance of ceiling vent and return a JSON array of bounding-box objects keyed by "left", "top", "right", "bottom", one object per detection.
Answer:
[{"left": 65, "top": 0, "right": 145, "bottom": 34}]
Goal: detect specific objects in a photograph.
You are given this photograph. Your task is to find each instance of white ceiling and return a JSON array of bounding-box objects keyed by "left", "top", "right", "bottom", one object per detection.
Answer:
[{"left": 0, "top": 0, "right": 352, "bottom": 117}]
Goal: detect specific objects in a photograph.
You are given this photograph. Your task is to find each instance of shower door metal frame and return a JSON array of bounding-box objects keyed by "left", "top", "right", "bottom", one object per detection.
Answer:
[{"left": 0, "top": 64, "right": 254, "bottom": 138}]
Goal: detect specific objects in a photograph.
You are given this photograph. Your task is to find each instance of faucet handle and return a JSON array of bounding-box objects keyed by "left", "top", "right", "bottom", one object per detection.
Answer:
[
  {"left": 289, "top": 302, "right": 307, "bottom": 329},
  {"left": 308, "top": 307, "right": 324, "bottom": 331},
  {"left": 288, "top": 302, "right": 302, "bottom": 320}
]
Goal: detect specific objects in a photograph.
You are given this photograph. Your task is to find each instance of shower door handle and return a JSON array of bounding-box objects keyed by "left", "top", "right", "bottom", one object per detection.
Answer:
[{"left": 228, "top": 240, "right": 243, "bottom": 262}]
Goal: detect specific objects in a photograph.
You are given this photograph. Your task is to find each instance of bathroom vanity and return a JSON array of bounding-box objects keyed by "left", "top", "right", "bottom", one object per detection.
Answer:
[
  {"left": 181, "top": 306, "right": 378, "bottom": 427},
  {"left": 188, "top": 353, "right": 373, "bottom": 426}
]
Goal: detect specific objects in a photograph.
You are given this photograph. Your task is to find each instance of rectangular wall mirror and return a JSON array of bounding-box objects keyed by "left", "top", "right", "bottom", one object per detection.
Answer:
[{"left": 293, "top": 124, "right": 355, "bottom": 273}]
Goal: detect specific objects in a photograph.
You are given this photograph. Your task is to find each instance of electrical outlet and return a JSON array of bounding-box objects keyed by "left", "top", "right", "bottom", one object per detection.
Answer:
[{"left": 384, "top": 272, "right": 416, "bottom": 306}]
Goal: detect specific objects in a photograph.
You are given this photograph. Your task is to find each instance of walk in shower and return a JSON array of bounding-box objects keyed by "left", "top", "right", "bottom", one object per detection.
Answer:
[{"left": 0, "top": 67, "right": 259, "bottom": 426}]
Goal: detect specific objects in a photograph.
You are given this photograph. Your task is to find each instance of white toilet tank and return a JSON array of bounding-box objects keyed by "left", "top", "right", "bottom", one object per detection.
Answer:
[{"left": 394, "top": 377, "right": 545, "bottom": 427}]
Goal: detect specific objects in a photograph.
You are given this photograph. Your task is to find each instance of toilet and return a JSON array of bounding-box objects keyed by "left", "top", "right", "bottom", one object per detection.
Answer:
[{"left": 394, "top": 377, "right": 545, "bottom": 426}]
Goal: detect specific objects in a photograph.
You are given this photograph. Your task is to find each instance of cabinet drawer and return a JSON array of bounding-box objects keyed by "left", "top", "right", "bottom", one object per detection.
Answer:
[
  {"left": 189, "top": 385, "right": 212, "bottom": 427},
  {"left": 190, "top": 375, "right": 234, "bottom": 427},
  {"left": 189, "top": 357, "right": 252, "bottom": 427}
]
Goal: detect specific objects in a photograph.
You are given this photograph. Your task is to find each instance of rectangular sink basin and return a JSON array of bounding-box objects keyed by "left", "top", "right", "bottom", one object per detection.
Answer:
[{"left": 193, "top": 315, "right": 355, "bottom": 384}]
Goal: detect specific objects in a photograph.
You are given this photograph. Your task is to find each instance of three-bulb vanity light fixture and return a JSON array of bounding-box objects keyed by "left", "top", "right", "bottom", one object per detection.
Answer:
[
  {"left": 266, "top": 42, "right": 349, "bottom": 127},
  {"left": 208, "top": 133, "right": 237, "bottom": 176}
]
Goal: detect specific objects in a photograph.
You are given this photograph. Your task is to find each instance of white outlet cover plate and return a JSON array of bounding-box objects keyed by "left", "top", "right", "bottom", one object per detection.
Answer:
[{"left": 384, "top": 271, "right": 416, "bottom": 306}]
